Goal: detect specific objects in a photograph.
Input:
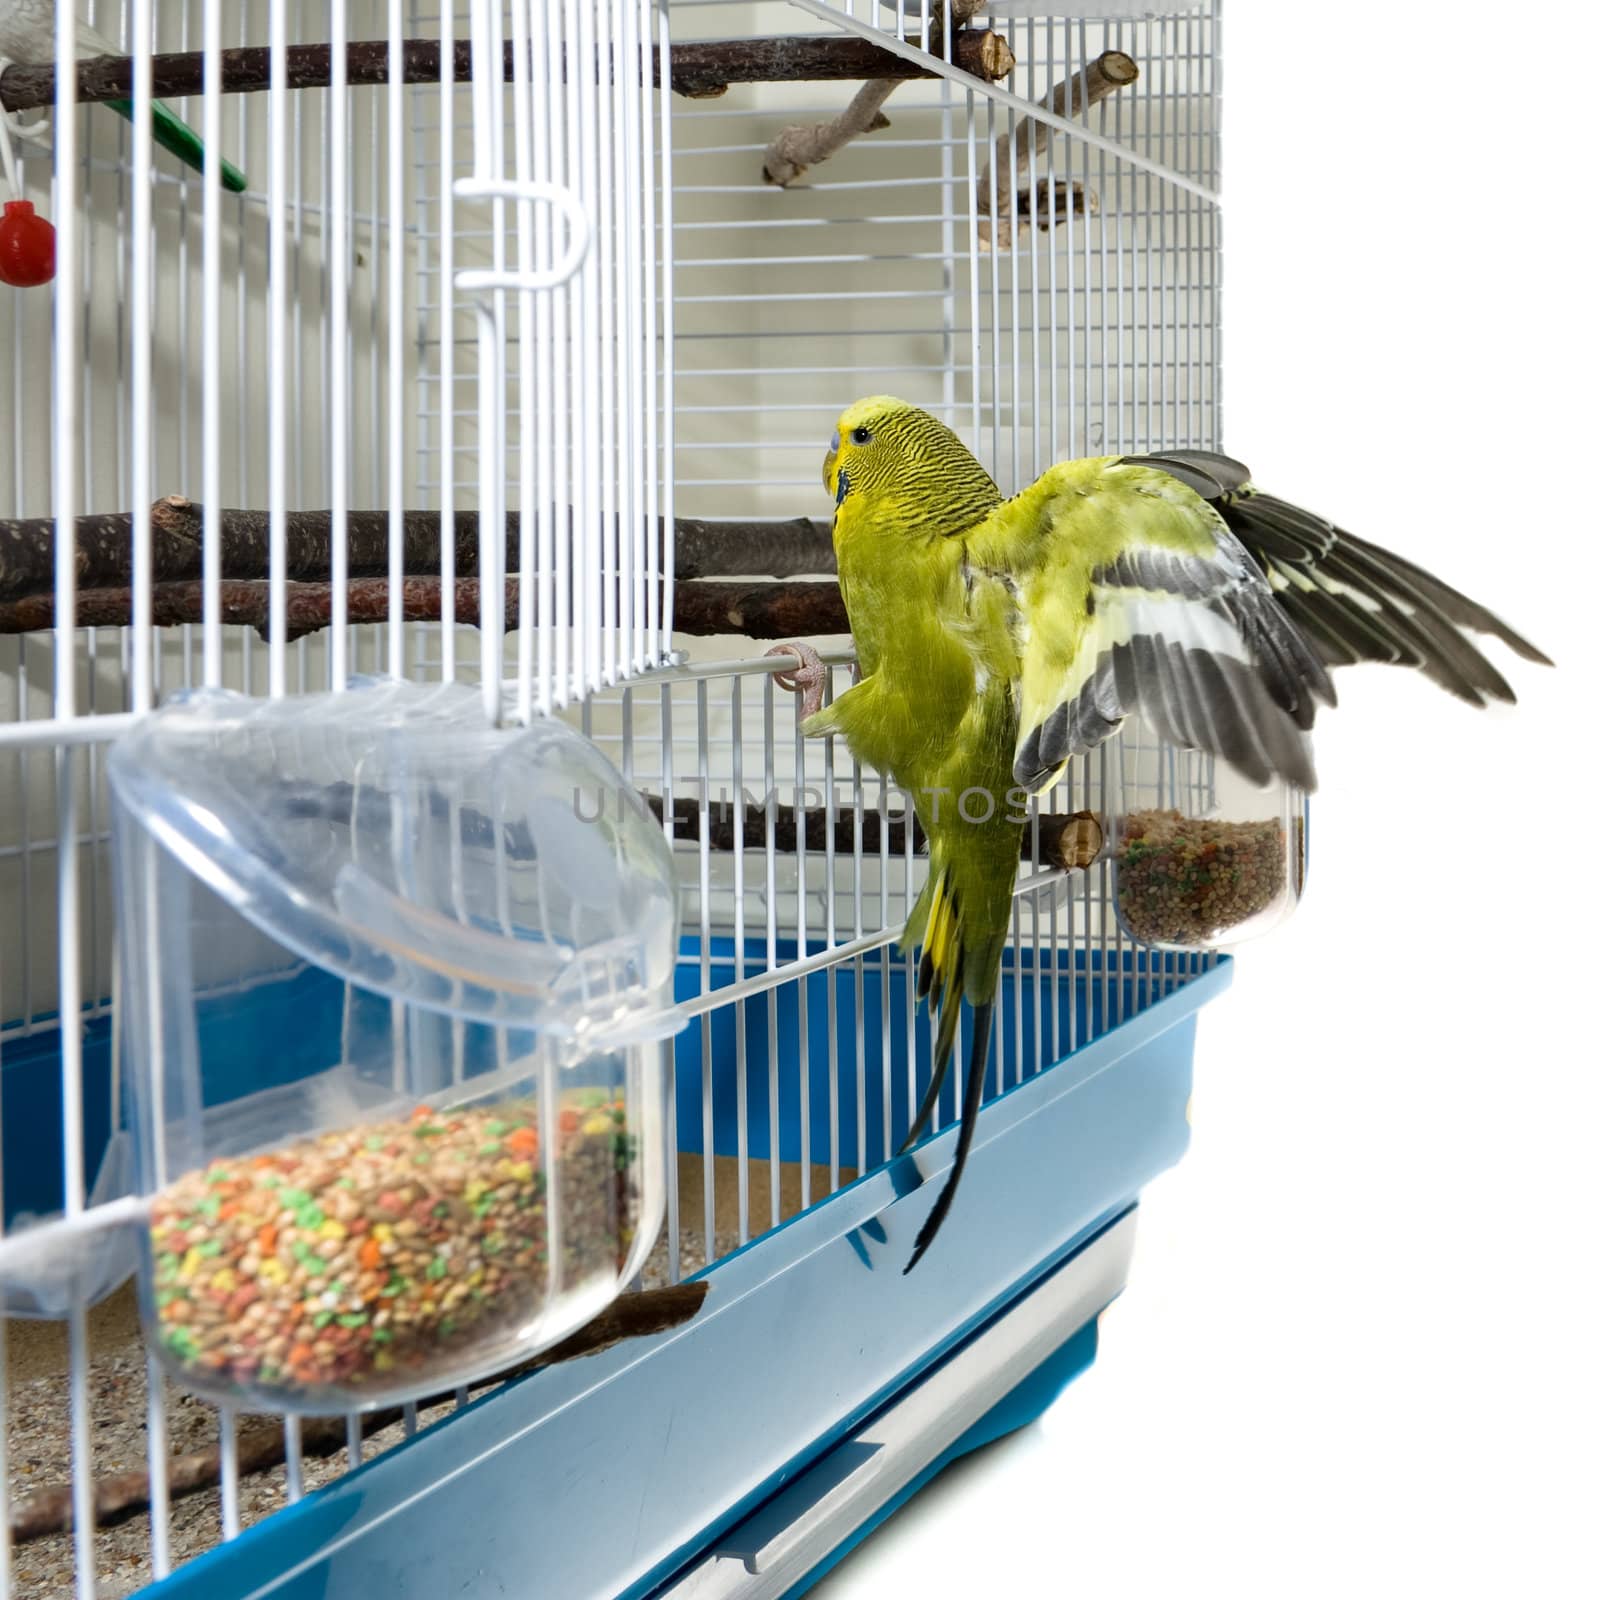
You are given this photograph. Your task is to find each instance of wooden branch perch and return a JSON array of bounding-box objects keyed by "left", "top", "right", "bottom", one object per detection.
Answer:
[
  {"left": 647, "top": 793, "right": 1104, "bottom": 874},
  {"left": 0, "top": 501, "right": 849, "bottom": 640},
  {"left": 673, "top": 580, "right": 848, "bottom": 640},
  {"left": 8, "top": 1282, "right": 707, "bottom": 1544},
  {"left": 0, "top": 576, "right": 851, "bottom": 641},
  {"left": 0, "top": 35, "right": 1022, "bottom": 115},
  {"left": 762, "top": 77, "right": 899, "bottom": 188},
  {"left": 763, "top": 3, "right": 1002, "bottom": 186},
  {"left": 978, "top": 49, "right": 1139, "bottom": 250},
  {"left": 0, "top": 501, "right": 836, "bottom": 605}
]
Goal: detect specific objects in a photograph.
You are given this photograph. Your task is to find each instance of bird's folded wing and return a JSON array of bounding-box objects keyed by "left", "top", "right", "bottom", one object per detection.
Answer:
[{"left": 964, "top": 458, "right": 1335, "bottom": 796}]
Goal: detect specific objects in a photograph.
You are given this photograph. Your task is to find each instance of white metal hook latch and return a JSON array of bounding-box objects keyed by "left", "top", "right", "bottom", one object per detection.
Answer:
[{"left": 451, "top": 176, "right": 592, "bottom": 294}]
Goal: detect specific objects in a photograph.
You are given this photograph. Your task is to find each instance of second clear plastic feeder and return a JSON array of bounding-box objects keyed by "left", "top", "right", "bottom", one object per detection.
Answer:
[
  {"left": 107, "top": 679, "right": 679, "bottom": 1413},
  {"left": 1106, "top": 715, "right": 1307, "bottom": 951}
]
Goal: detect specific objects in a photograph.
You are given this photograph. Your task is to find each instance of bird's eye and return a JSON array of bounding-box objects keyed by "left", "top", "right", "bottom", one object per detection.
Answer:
[{"left": 850, "top": 427, "right": 873, "bottom": 446}]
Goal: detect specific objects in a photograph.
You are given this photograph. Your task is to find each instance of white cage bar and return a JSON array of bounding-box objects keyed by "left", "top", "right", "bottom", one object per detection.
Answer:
[{"left": 0, "top": 3, "right": 1222, "bottom": 1595}]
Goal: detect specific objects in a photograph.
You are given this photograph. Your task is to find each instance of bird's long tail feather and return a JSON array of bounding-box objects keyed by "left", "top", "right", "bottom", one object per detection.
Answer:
[
  {"left": 897, "top": 851, "right": 1012, "bottom": 1271},
  {"left": 903, "top": 1001, "right": 994, "bottom": 1275},
  {"left": 107, "top": 98, "right": 248, "bottom": 194},
  {"left": 900, "top": 868, "right": 965, "bottom": 1156},
  {"left": 898, "top": 986, "right": 962, "bottom": 1156}
]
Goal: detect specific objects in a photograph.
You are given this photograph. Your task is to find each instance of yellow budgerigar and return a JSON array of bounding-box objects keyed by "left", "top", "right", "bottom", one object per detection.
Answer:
[{"left": 795, "top": 396, "right": 1549, "bottom": 1273}]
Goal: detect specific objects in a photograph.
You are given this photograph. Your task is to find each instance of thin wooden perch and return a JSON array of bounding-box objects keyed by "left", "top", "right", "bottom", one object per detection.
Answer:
[
  {"left": 0, "top": 500, "right": 851, "bottom": 639},
  {"left": 763, "top": 2, "right": 1000, "bottom": 186},
  {"left": 8, "top": 1282, "right": 707, "bottom": 1544},
  {"left": 0, "top": 576, "right": 851, "bottom": 641},
  {"left": 0, "top": 34, "right": 1020, "bottom": 114},
  {"left": 978, "top": 48, "right": 1139, "bottom": 250},
  {"left": 647, "top": 792, "right": 1105, "bottom": 874},
  {"left": 0, "top": 500, "right": 836, "bottom": 603},
  {"left": 673, "top": 581, "right": 848, "bottom": 640}
]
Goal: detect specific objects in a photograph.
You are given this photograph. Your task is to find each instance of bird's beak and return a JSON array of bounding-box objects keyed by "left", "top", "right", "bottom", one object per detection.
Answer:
[{"left": 823, "top": 431, "right": 840, "bottom": 498}]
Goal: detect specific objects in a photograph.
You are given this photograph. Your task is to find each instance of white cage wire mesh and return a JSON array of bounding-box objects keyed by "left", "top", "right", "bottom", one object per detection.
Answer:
[{"left": 0, "top": 2, "right": 1222, "bottom": 1594}]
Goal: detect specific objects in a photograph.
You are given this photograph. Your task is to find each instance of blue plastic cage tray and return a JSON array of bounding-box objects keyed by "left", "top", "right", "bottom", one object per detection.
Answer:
[{"left": 3, "top": 940, "right": 1227, "bottom": 1598}]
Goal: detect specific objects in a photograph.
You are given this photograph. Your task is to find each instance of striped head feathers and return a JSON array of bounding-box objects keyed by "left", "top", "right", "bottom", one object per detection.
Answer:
[{"left": 824, "top": 397, "right": 999, "bottom": 535}]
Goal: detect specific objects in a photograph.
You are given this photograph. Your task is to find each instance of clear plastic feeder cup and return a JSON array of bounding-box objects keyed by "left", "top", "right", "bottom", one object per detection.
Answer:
[
  {"left": 1106, "top": 715, "right": 1306, "bottom": 951},
  {"left": 108, "top": 679, "right": 680, "bottom": 1413}
]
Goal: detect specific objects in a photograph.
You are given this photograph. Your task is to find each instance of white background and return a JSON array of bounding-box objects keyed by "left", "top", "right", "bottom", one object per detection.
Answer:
[{"left": 818, "top": 1, "right": 1600, "bottom": 1594}]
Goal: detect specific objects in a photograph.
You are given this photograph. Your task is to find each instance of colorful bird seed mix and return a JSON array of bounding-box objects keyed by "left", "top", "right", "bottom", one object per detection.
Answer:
[
  {"left": 1114, "top": 808, "right": 1287, "bottom": 946},
  {"left": 147, "top": 1090, "right": 637, "bottom": 1404}
]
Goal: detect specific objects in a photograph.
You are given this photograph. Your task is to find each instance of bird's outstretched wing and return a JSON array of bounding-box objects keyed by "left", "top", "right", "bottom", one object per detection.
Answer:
[
  {"left": 965, "top": 448, "right": 1545, "bottom": 799},
  {"left": 965, "top": 454, "right": 1334, "bottom": 794},
  {"left": 1141, "top": 449, "right": 1552, "bottom": 703}
]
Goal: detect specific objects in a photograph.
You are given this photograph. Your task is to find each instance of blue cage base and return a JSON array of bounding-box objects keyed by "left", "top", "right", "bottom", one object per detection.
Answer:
[{"left": 98, "top": 950, "right": 1227, "bottom": 1600}]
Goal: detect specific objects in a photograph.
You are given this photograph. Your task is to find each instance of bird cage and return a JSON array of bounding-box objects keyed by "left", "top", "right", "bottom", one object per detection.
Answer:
[{"left": 0, "top": 2, "right": 1241, "bottom": 1596}]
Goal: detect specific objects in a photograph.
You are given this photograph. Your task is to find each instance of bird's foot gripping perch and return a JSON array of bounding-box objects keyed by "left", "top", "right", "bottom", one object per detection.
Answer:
[{"left": 766, "top": 641, "right": 831, "bottom": 722}]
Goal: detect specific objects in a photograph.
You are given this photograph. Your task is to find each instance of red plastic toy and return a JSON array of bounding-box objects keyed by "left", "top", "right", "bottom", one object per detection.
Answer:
[{"left": 0, "top": 198, "right": 55, "bottom": 287}]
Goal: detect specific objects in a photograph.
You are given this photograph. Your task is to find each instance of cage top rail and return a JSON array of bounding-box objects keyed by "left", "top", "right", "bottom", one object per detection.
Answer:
[{"left": 0, "top": 32, "right": 1018, "bottom": 116}]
